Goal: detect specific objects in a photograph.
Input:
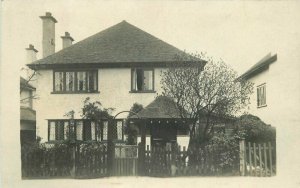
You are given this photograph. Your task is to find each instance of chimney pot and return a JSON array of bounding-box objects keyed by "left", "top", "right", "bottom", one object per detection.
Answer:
[
  {"left": 61, "top": 31, "right": 74, "bottom": 49},
  {"left": 25, "top": 44, "right": 38, "bottom": 64}
]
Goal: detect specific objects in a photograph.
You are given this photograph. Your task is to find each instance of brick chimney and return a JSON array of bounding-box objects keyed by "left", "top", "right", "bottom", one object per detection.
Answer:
[
  {"left": 40, "top": 12, "right": 57, "bottom": 58},
  {"left": 61, "top": 32, "right": 74, "bottom": 49},
  {"left": 25, "top": 44, "right": 38, "bottom": 64}
]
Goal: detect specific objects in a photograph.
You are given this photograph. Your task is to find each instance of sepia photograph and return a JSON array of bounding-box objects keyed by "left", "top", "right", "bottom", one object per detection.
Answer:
[{"left": 1, "top": 0, "right": 300, "bottom": 188}]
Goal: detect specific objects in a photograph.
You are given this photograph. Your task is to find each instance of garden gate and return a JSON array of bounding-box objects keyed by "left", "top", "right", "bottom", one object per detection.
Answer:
[{"left": 112, "top": 145, "right": 139, "bottom": 176}]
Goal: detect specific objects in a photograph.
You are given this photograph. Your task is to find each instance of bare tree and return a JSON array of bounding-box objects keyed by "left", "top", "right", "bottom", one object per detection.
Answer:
[
  {"left": 20, "top": 66, "right": 39, "bottom": 103},
  {"left": 161, "top": 52, "right": 253, "bottom": 145}
]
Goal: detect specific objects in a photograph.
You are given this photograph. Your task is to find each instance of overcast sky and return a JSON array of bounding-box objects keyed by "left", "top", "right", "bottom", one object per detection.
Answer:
[{"left": 1, "top": 0, "right": 300, "bottom": 75}]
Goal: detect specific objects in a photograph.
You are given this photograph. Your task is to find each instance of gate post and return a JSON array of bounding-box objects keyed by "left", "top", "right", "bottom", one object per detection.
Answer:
[
  {"left": 107, "top": 119, "right": 116, "bottom": 176},
  {"left": 70, "top": 144, "right": 77, "bottom": 178},
  {"left": 239, "top": 139, "right": 246, "bottom": 176},
  {"left": 138, "top": 120, "right": 146, "bottom": 176}
]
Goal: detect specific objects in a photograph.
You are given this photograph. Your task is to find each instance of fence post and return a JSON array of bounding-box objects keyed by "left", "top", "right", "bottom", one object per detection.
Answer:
[
  {"left": 107, "top": 119, "right": 116, "bottom": 176},
  {"left": 239, "top": 139, "right": 246, "bottom": 176},
  {"left": 138, "top": 122, "right": 146, "bottom": 176},
  {"left": 70, "top": 144, "right": 77, "bottom": 178}
]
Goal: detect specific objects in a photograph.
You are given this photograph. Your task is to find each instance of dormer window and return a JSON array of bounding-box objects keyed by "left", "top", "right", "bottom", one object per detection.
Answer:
[
  {"left": 131, "top": 68, "right": 154, "bottom": 92},
  {"left": 53, "top": 70, "right": 98, "bottom": 93}
]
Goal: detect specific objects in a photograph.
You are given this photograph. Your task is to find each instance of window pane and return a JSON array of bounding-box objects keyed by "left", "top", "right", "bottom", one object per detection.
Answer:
[
  {"left": 96, "top": 122, "right": 101, "bottom": 141},
  {"left": 54, "top": 72, "right": 64, "bottom": 91},
  {"left": 66, "top": 72, "right": 75, "bottom": 91},
  {"left": 103, "top": 121, "right": 108, "bottom": 140},
  {"left": 88, "top": 71, "right": 97, "bottom": 92},
  {"left": 84, "top": 121, "right": 91, "bottom": 141},
  {"left": 91, "top": 121, "right": 96, "bottom": 141},
  {"left": 136, "top": 69, "right": 143, "bottom": 91},
  {"left": 132, "top": 69, "right": 137, "bottom": 91},
  {"left": 117, "top": 121, "right": 123, "bottom": 140},
  {"left": 77, "top": 72, "right": 87, "bottom": 91},
  {"left": 49, "top": 121, "right": 56, "bottom": 141},
  {"left": 76, "top": 121, "right": 83, "bottom": 140},
  {"left": 56, "top": 121, "right": 64, "bottom": 140},
  {"left": 64, "top": 121, "right": 69, "bottom": 140},
  {"left": 144, "top": 70, "right": 153, "bottom": 90}
]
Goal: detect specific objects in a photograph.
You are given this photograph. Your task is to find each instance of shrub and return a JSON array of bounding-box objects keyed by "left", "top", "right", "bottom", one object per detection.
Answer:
[{"left": 234, "top": 114, "right": 276, "bottom": 143}]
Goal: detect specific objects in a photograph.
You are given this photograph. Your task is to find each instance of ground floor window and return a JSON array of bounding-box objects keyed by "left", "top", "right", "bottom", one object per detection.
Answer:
[{"left": 48, "top": 119, "right": 124, "bottom": 142}]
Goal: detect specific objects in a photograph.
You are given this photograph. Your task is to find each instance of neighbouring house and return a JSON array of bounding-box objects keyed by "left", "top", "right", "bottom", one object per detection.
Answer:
[
  {"left": 20, "top": 77, "right": 36, "bottom": 145},
  {"left": 238, "top": 53, "right": 278, "bottom": 126},
  {"left": 27, "top": 12, "right": 205, "bottom": 147}
]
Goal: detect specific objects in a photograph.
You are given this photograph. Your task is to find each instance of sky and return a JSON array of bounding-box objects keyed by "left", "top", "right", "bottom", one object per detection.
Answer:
[{"left": 2, "top": 0, "right": 300, "bottom": 76}]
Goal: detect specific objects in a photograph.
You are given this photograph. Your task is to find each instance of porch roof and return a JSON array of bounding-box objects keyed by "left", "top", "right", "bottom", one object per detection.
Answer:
[{"left": 133, "top": 96, "right": 186, "bottom": 119}]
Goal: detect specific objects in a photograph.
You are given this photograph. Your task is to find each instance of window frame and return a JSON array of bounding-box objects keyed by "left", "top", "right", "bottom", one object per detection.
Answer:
[
  {"left": 47, "top": 119, "right": 106, "bottom": 143},
  {"left": 257, "top": 83, "right": 267, "bottom": 108},
  {"left": 130, "top": 68, "right": 155, "bottom": 93},
  {"left": 48, "top": 120, "right": 70, "bottom": 142},
  {"left": 52, "top": 70, "right": 99, "bottom": 94}
]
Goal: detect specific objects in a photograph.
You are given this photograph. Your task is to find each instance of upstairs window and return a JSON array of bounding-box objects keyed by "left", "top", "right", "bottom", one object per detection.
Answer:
[
  {"left": 53, "top": 70, "right": 98, "bottom": 93},
  {"left": 131, "top": 68, "right": 154, "bottom": 92},
  {"left": 257, "top": 83, "right": 266, "bottom": 107}
]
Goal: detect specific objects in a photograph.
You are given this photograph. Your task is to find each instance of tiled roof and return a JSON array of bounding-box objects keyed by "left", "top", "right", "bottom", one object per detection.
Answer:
[
  {"left": 238, "top": 53, "right": 277, "bottom": 80},
  {"left": 135, "top": 96, "right": 185, "bottom": 119},
  {"left": 20, "top": 77, "right": 35, "bottom": 91},
  {"left": 29, "top": 21, "right": 204, "bottom": 69},
  {"left": 20, "top": 107, "right": 36, "bottom": 121}
]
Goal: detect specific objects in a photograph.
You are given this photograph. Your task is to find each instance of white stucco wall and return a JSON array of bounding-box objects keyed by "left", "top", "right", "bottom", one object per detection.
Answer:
[
  {"left": 35, "top": 68, "right": 165, "bottom": 142},
  {"left": 20, "top": 90, "right": 34, "bottom": 109},
  {"left": 245, "top": 54, "right": 300, "bottom": 128}
]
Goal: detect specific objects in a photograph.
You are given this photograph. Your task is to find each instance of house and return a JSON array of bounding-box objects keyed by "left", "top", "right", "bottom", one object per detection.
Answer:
[
  {"left": 238, "top": 53, "right": 277, "bottom": 126},
  {"left": 27, "top": 12, "right": 205, "bottom": 147},
  {"left": 20, "top": 77, "right": 36, "bottom": 145}
]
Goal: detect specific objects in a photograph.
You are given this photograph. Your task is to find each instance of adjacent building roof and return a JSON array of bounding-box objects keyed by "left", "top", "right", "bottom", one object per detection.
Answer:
[
  {"left": 134, "top": 96, "right": 186, "bottom": 119},
  {"left": 20, "top": 107, "right": 36, "bottom": 121},
  {"left": 28, "top": 21, "right": 204, "bottom": 70},
  {"left": 20, "top": 77, "right": 36, "bottom": 91},
  {"left": 238, "top": 53, "right": 277, "bottom": 80}
]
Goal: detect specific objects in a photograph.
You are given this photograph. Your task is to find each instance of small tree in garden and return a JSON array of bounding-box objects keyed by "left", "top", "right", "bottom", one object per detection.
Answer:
[
  {"left": 161, "top": 52, "right": 254, "bottom": 146},
  {"left": 65, "top": 97, "right": 115, "bottom": 142},
  {"left": 80, "top": 97, "right": 115, "bottom": 120},
  {"left": 125, "top": 103, "right": 144, "bottom": 145}
]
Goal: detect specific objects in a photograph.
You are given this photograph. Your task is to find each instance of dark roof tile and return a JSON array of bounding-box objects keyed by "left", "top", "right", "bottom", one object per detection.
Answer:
[{"left": 29, "top": 21, "right": 203, "bottom": 69}]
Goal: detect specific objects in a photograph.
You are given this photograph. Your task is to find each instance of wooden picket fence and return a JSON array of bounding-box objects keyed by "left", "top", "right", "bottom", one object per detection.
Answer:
[
  {"left": 21, "top": 141, "right": 276, "bottom": 178},
  {"left": 239, "top": 140, "right": 276, "bottom": 177},
  {"left": 21, "top": 143, "right": 108, "bottom": 178},
  {"left": 21, "top": 144, "right": 73, "bottom": 178},
  {"left": 75, "top": 143, "right": 108, "bottom": 178},
  {"left": 143, "top": 144, "right": 240, "bottom": 177}
]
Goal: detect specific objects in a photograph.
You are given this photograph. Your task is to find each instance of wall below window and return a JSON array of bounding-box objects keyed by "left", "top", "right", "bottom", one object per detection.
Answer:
[{"left": 35, "top": 68, "right": 164, "bottom": 143}]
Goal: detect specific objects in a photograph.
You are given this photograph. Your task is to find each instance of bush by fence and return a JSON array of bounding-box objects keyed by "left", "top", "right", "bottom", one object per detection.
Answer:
[{"left": 21, "top": 142, "right": 108, "bottom": 178}]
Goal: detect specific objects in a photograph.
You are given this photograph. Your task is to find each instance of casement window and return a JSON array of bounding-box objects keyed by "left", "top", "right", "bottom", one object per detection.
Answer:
[
  {"left": 131, "top": 68, "right": 154, "bottom": 92},
  {"left": 48, "top": 120, "right": 70, "bottom": 141},
  {"left": 257, "top": 83, "right": 267, "bottom": 107},
  {"left": 53, "top": 70, "right": 98, "bottom": 93},
  {"left": 48, "top": 119, "right": 106, "bottom": 142}
]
